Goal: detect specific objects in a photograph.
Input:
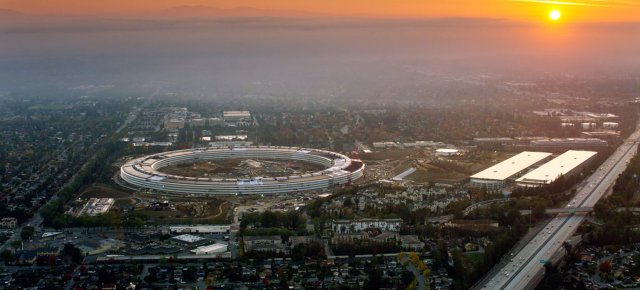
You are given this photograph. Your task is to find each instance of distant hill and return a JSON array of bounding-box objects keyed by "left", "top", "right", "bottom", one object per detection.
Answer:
[
  {"left": 159, "top": 5, "right": 327, "bottom": 19},
  {"left": 0, "top": 8, "right": 24, "bottom": 17}
]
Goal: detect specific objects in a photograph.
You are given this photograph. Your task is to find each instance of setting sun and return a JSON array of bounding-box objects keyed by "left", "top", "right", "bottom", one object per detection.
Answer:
[{"left": 549, "top": 9, "right": 561, "bottom": 21}]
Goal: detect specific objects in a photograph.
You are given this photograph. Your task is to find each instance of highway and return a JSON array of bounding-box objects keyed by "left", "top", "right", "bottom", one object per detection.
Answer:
[{"left": 478, "top": 126, "right": 640, "bottom": 290}]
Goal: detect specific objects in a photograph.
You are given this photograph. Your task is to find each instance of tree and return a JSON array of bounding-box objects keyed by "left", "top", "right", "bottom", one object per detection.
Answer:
[
  {"left": 20, "top": 226, "right": 35, "bottom": 241},
  {"left": 62, "top": 243, "right": 84, "bottom": 264},
  {"left": 0, "top": 249, "right": 14, "bottom": 263},
  {"left": 538, "top": 262, "right": 562, "bottom": 290},
  {"left": 364, "top": 266, "right": 383, "bottom": 290},
  {"left": 532, "top": 202, "right": 547, "bottom": 220},
  {"left": 599, "top": 260, "right": 612, "bottom": 273},
  {"left": 10, "top": 240, "right": 22, "bottom": 250}
]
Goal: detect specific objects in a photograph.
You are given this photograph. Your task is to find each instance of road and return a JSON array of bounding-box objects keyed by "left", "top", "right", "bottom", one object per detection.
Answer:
[
  {"left": 477, "top": 125, "right": 640, "bottom": 290},
  {"left": 1, "top": 89, "right": 159, "bottom": 253},
  {"left": 400, "top": 256, "right": 427, "bottom": 290},
  {"left": 116, "top": 87, "right": 161, "bottom": 134}
]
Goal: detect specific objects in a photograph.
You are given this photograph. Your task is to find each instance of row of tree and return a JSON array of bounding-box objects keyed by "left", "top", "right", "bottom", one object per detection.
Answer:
[
  {"left": 40, "top": 138, "right": 127, "bottom": 228},
  {"left": 589, "top": 146, "right": 640, "bottom": 245}
]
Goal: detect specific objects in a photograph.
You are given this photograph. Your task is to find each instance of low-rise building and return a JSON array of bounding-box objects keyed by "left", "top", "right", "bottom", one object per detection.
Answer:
[
  {"left": 369, "top": 231, "right": 398, "bottom": 243},
  {"left": 400, "top": 235, "right": 425, "bottom": 251},
  {"left": 78, "top": 198, "right": 115, "bottom": 216},
  {"left": 290, "top": 236, "right": 318, "bottom": 247},
  {"left": 170, "top": 234, "right": 210, "bottom": 248},
  {"left": 331, "top": 232, "right": 368, "bottom": 245},
  {"left": 331, "top": 218, "right": 403, "bottom": 234},
  {"left": 34, "top": 246, "right": 61, "bottom": 258},
  {"left": 0, "top": 217, "right": 17, "bottom": 228},
  {"left": 581, "top": 131, "right": 620, "bottom": 140},
  {"left": 244, "top": 235, "right": 286, "bottom": 254},
  {"left": 372, "top": 142, "right": 399, "bottom": 149},
  {"left": 215, "top": 135, "right": 248, "bottom": 141},
  {"left": 14, "top": 251, "right": 37, "bottom": 265},
  {"left": 190, "top": 118, "right": 206, "bottom": 127},
  {"left": 40, "top": 232, "right": 64, "bottom": 242},
  {"left": 223, "top": 111, "right": 251, "bottom": 122},
  {"left": 208, "top": 117, "right": 224, "bottom": 127},
  {"left": 435, "top": 148, "right": 460, "bottom": 157},
  {"left": 169, "top": 225, "right": 230, "bottom": 235},
  {"left": 164, "top": 119, "right": 185, "bottom": 131},
  {"left": 530, "top": 138, "right": 607, "bottom": 151},
  {"left": 191, "top": 243, "right": 228, "bottom": 255},
  {"left": 443, "top": 219, "right": 500, "bottom": 233}
]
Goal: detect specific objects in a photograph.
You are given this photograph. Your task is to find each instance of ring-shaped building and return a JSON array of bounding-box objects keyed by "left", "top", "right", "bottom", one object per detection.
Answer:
[{"left": 120, "top": 146, "right": 365, "bottom": 195}]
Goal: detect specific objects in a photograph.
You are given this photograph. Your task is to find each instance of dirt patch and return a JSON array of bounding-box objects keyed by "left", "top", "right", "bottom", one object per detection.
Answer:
[
  {"left": 407, "top": 167, "right": 468, "bottom": 183},
  {"left": 134, "top": 196, "right": 231, "bottom": 224},
  {"left": 360, "top": 149, "right": 416, "bottom": 161},
  {"left": 157, "top": 158, "right": 325, "bottom": 178}
]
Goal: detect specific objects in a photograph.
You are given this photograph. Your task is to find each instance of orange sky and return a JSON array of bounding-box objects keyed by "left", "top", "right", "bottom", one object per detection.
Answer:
[{"left": 1, "top": 0, "right": 639, "bottom": 22}]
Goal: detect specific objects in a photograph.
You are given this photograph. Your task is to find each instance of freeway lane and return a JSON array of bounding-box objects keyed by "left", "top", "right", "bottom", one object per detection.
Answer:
[{"left": 478, "top": 126, "right": 640, "bottom": 290}]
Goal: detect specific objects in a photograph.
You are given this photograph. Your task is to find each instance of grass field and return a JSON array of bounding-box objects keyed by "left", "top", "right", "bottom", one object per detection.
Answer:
[
  {"left": 78, "top": 183, "right": 132, "bottom": 199},
  {"left": 465, "top": 252, "right": 485, "bottom": 267},
  {"left": 77, "top": 182, "right": 232, "bottom": 224},
  {"left": 406, "top": 166, "right": 468, "bottom": 183},
  {"left": 135, "top": 196, "right": 231, "bottom": 224},
  {"left": 77, "top": 183, "right": 136, "bottom": 212}
]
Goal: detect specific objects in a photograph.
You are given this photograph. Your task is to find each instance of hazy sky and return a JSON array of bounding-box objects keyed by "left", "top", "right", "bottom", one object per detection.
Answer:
[
  {"left": 1, "top": 0, "right": 639, "bottom": 98},
  {"left": 2, "top": 0, "right": 640, "bottom": 22}
]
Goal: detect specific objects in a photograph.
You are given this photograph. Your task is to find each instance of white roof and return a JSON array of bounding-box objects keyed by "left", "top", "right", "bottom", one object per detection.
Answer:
[
  {"left": 223, "top": 111, "right": 251, "bottom": 116},
  {"left": 436, "top": 148, "right": 459, "bottom": 153},
  {"left": 516, "top": 150, "right": 597, "bottom": 185},
  {"left": 191, "top": 243, "right": 228, "bottom": 255},
  {"left": 42, "top": 232, "right": 63, "bottom": 238},
  {"left": 172, "top": 234, "right": 206, "bottom": 243},
  {"left": 471, "top": 151, "right": 552, "bottom": 181},
  {"left": 170, "top": 225, "right": 230, "bottom": 233}
]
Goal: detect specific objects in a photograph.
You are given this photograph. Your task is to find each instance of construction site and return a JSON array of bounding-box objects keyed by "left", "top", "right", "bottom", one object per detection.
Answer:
[{"left": 158, "top": 158, "right": 325, "bottom": 179}]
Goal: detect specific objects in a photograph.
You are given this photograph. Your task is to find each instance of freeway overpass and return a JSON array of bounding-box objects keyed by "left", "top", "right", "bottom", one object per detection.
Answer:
[
  {"left": 476, "top": 124, "right": 640, "bottom": 290},
  {"left": 537, "top": 207, "right": 640, "bottom": 215},
  {"left": 545, "top": 207, "right": 592, "bottom": 214},
  {"left": 519, "top": 207, "right": 594, "bottom": 215}
]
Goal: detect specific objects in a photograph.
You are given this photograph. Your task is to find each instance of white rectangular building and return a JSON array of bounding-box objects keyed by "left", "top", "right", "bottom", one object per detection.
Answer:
[
  {"left": 191, "top": 243, "right": 228, "bottom": 255},
  {"left": 470, "top": 151, "right": 553, "bottom": 190},
  {"left": 215, "top": 135, "right": 248, "bottom": 141},
  {"left": 223, "top": 111, "right": 251, "bottom": 122},
  {"left": 79, "top": 198, "right": 115, "bottom": 216},
  {"left": 169, "top": 225, "right": 230, "bottom": 234},
  {"left": 516, "top": 150, "right": 597, "bottom": 187},
  {"left": 332, "top": 218, "right": 403, "bottom": 234}
]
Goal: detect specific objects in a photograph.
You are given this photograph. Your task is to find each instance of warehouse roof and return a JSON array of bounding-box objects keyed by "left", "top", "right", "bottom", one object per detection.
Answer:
[
  {"left": 169, "top": 225, "right": 230, "bottom": 233},
  {"left": 171, "top": 234, "right": 206, "bottom": 244},
  {"left": 470, "top": 151, "right": 552, "bottom": 181},
  {"left": 191, "top": 243, "right": 228, "bottom": 255},
  {"left": 516, "top": 150, "right": 597, "bottom": 186}
]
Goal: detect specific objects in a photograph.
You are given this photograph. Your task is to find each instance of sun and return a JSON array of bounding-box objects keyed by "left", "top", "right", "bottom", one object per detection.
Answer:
[{"left": 549, "top": 10, "right": 561, "bottom": 21}]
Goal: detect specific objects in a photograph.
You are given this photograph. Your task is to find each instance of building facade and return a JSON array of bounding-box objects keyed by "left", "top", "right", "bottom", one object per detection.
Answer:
[{"left": 331, "top": 218, "right": 403, "bottom": 234}]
